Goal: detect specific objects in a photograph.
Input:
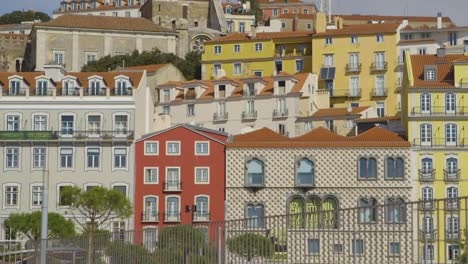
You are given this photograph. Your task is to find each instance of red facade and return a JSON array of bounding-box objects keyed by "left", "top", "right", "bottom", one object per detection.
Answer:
[{"left": 134, "top": 125, "right": 227, "bottom": 231}]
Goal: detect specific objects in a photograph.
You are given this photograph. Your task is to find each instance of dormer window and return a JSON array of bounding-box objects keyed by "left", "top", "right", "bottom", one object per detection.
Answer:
[
  {"left": 218, "top": 85, "right": 226, "bottom": 98},
  {"left": 185, "top": 88, "right": 196, "bottom": 100},
  {"left": 245, "top": 83, "right": 255, "bottom": 97},
  {"left": 90, "top": 0, "right": 97, "bottom": 8},
  {"left": 63, "top": 80, "right": 77, "bottom": 96},
  {"left": 90, "top": 80, "right": 102, "bottom": 96},
  {"left": 37, "top": 81, "right": 48, "bottom": 96},
  {"left": 128, "top": 0, "right": 134, "bottom": 6},
  {"left": 226, "top": 6, "right": 232, "bottom": 14},
  {"left": 9, "top": 80, "right": 21, "bottom": 96},
  {"left": 277, "top": 80, "right": 286, "bottom": 94},
  {"left": 115, "top": 0, "right": 122, "bottom": 7},
  {"left": 116, "top": 80, "right": 130, "bottom": 96},
  {"left": 424, "top": 66, "right": 437, "bottom": 81}
]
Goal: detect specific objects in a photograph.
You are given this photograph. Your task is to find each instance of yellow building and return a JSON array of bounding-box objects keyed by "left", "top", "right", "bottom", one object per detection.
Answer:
[
  {"left": 403, "top": 51, "right": 468, "bottom": 261},
  {"left": 201, "top": 31, "right": 313, "bottom": 79},
  {"left": 312, "top": 23, "right": 402, "bottom": 117}
]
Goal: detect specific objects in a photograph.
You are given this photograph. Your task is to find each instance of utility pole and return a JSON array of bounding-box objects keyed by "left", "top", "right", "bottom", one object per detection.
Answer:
[{"left": 40, "top": 169, "right": 49, "bottom": 264}]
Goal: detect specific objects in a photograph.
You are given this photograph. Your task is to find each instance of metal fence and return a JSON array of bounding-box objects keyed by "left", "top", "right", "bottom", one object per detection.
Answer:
[{"left": 1, "top": 197, "right": 468, "bottom": 263}]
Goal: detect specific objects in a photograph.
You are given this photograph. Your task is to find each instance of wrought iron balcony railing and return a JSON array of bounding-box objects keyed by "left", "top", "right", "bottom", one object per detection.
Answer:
[
  {"left": 193, "top": 212, "right": 210, "bottom": 222},
  {"left": 444, "top": 169, "right": 460, "bottom": 182},
  {"left": 164, "top": 213, "right": 181, "bottom": 222},
  {"left": 409, "top": 106, "right": 467, "bottom": 117},
  {"left": 371, "top": 62, "right": 388, "bottom": 71},
  {"left": 242, "top": 111, "right": 257, "bottom": 120},
  {"left": 412, "top": 138, "right": 465, "bottom": 148},
  {"left": 371, "top": 88, "right": 387, "bottom": 97},
  {"left": 141, "top": 211, "right": 159, "bottom": 223},
  {"left": 329, "top": 89, "right": 361, "bottom": 98},
  {"left": 273, "top": 109, "right": 288, "bottom": 118},
  {"left": 213, "top": 112, "right": 228, "bottom": 122},
  {"left": 419, "top": 169, "right": 435, "bottom": 182},
  {"left": 345, "top": 63, "right": 361, "bottom": 73},
  {"left": 0, "top": 131, "right": 58, "bottom": 141},
  {"left": 163, "top": 181, "right": 182, "bottom": 192},
  {"left": 0, "top": 130, "right": 134, "bottom": 141}
]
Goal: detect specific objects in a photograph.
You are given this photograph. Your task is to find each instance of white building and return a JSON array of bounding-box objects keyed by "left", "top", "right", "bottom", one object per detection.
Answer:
[{"left": 53, "top": 0, "right": 144, "bottom": 18}]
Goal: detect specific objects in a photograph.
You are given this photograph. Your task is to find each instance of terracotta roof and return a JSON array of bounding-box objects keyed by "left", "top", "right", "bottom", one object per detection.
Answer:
[
  {"left": 0, "top": 72, "right": 45, "bottom": 89},
  {"left": 206, "top": 31, "right": 313, "bottom": 44},
  {"left": 401, "top": 23, "right": 463, "bottom": 32},
  {"left": 314, "top": 23, "right": 400, "bottom": 37},
  {"left": 409, "top": 54, "right": 466, "bottom": 88},
  {"left": 227, "top": 127, "right": 410, "bottom": 147},
  {"left": 35, "top": 15, "right": 174, "bottom": 33},
  {"left": 138, "top": 124, "right": 228, "bottom": 143},
  {"left": 277, "top": 13, "right": 315, "bottom": 19},
  {"left": 310, "top": 106, "right": 370, "bottom": 118},
  {"left": 355, "top": 116, "right": 401, "bottom": 123},
  {"left": 336, "top": 14, "right": 452, "bottom": 23},
  {"left": 120, "top": 64, "right": 169, "bottom": 73},
  {"left": 398, "top": 38, "right": 439, "bottom": 45}
]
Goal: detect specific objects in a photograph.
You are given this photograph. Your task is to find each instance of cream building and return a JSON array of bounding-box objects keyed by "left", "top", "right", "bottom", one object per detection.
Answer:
[
  {"left": 30, "top": 15, "right": 177, "bottom": 72},
  {"left": 154, "top": 72, "right": 326, "bottom": 136},
  {"left": 225, "top": 126, "right": 414, "bottom": 262},
  {"left": 53, "top": 0, "right": 144, "bottom": 18}
]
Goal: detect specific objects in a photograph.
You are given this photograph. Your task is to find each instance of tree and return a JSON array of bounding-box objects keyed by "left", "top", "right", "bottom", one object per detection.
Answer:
[
  {"left": 61, "top": 186, "right": 132, "bottom": 264},
  {"left": 81, "top": 49, "right": 202, "bottom": 80},
  {"left": 0, "top": 10, "right": 50, "bottom": 24},
  {"left": 227, "top": 233, "right": 274, "bottom": 262},
  {"left": 4, "top": 212, "right": 75, "bottom": 264}
]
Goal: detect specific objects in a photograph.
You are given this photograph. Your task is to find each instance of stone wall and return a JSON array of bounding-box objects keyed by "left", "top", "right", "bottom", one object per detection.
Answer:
[{"left": 0, "top": 34, "right": 29, "bottom": 72}]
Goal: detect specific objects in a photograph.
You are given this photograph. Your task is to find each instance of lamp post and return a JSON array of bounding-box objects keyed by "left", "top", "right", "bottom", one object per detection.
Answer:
[{"left": 40, "top": 169, "right": 49, "bottom": 264}]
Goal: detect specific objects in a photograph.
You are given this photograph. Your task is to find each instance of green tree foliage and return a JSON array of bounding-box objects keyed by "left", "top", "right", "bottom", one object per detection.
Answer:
[
  {"left": 105, "top": 240, "right": 156, "bottom": 264},
  {"left": 241, "top": 0, "right": 263, "bottom": 23},
  {"left": 227, "top": 233, "right": 274, "bottom": 261},
  {"left": 0, "top": 10, "right": 50, "bottom": 24},
  {"left": 81, "top": 49, "right": 202, "bottom": 80}
]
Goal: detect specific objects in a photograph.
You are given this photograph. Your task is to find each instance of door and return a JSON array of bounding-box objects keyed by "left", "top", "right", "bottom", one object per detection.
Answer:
[
  {"left": 166, "top": 168, "right": 180, "bottom": 190},
  {"left": 350, "top": 77, "right": 359, "bottom": 96},
  {"left": 375, "top": 52, "right": 385, "bottom": 69},
  {"left": 420, "top": 124, "right": 432, "bottom": 146},
  {"left": 375, "top": 75, "right": 385, "bottom": 96},
  {"left": 445, "top": 123, "right": 457, "bottom": 146}
]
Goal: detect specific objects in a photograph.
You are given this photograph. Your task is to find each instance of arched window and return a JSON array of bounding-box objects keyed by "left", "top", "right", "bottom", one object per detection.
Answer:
[
  {"left": 359, "top": 157, "right": 377, "bottom": 179},
  {"left": 446, "top": 158, "right": 459, "bottom": 181},
  {"left": 322, "top": 196, "right": 338, "bottom": 228},
  {"left": 195, "top": 196, "right": 209, "bottom": 220},
  {"left": 166, "top": 196, "right": 180, "bottom": 221},
  {"left": 420, "top": 93, "right": 431, "bottom": 113},
  {"left": 144, "top": 196, "right": 158, "bottom": 222},
  {"left": 445, "top": 93, "right": 456, "bottom": 113},
  {"left": 246, "top": 203, "right": 264, "bottom": 228},
  {"left": 445, "top": 123, "right": 457, "bottom": 145},
  {"left": 386, "top": 157, "right": 404, "bottom": 179},
  {"left": 305, "top": 196, "right": 320, "bottom": 228},
  {"left": 359, "top": 198, "right": 377, "bottom": 223},
  {"left": 289, "top": 197, "right": 304, "bottom": 228},
  {"left": 226, "top": 6, "right": 232, "bottom": 14},
  {"left": 385, "top": 198, "right": 405, "bottom": 223},
  {"left": 246, "top": 158, "right": 265, "bottom": 186},
  {"left": 296, "top": 158, "right": 314, "bottom": 186},
  {"left": 421, "top": 158, "right": 433, "bottom": 173},
  {"left": 421, "top": 187, "right": 433, "bottom": 209},
  {"left": 447, "top": 217, "right": 460, "bottom": 239},
  {"left": 447, "top": 187, "right": 459, "bottom": 210},
  {"left": 420, "top": 123, "right": 432, "bottom": 145},
  {"left": 423, "top": 216, "right": 434, "bottom": 235}
]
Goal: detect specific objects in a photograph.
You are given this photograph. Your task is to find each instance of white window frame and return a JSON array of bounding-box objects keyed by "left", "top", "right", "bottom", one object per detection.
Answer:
[
  {"left": 112, "top": 146, "right": 129, "bottom": 171},
  {"left": 325, "top": 37, "right": 333, "bottom": 45},
  {"left": 86, "top": 113, "right": 103, "bottom": 137},
  {"left": 377, "top": 34, "right": 384, "bottom": 42},
  {"left": 194, "top": 141, "right": 210, "bottom": 156},
  {"left": 254, "top": 43, "right": 263, "bottom": 52},
  {"left": 53, "top": 50, "right": 65, "bottom": 65},
  {"left": 31, "top": 145, "right": 48, "bottom": 170},
  {"left": 194, "top": 167, "right": 210, "bottom": 184},
  {"left": 3, "top": 183, "right": 20, "bottom": 209},
  {"left": 113, "top": 112, "right": 130, "bottom": 137},
  {"left": 58, "top": 145, "right": 74, "bottom": 171},
  {"left": 143, "top": 195, "right": 159, "bottom": 219},
  {"left": 144, "top": 167, "right": 159, "bottom": 184},
  {"left": 85, "top": 52, "right": 98, "bottom": 64},
  {"left": 32, "top": 113, "right": 49, "bottom": 131},
  {"left": 85, "top": 145, "right": 102, "bottom": 171},
  {"left": 166, "top": 141, "right": 181, "bottom": 156},
  {"left": 233, "top": 63, "right": 242, "bottom": 75},
  {"left": 59, "top": 113, "right": 76, "bottom": 138},
  {"left": 144, "top": 141, "right": 159, "bottom": 156},
  {"left": 111, "top": 183, "right": 129, "bottom": 198},
  {"left": 30, "top": 183, "right": 44, "bottom": 209},
  {"left": 4, "top": 146, "right": 20, "bottom": 171},
  {"left": 165, "top": 195, "right": 181, "bottom": 221},
  {"left": 5, "top": 112, "right": 22, "bottom": 132},
  {"left": 233, "top": 44, "right": 241, "bottom": 53},
  {"left": 214, "top": 46, "right": 222, "bottom": 54},
  {"left": 83, "top": 183, "right": 102, "bottom": 192},
  {"left": 194, "top": 194, "right": 210, "bottom": 220}
]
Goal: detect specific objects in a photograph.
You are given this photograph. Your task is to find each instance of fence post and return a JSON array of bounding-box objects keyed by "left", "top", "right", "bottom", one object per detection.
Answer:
[{"left": 218, "top": 225, "right": 222, "bottom": 264}]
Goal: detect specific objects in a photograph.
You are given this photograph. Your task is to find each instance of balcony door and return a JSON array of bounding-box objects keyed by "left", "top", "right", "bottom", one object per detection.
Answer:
[
  {"left": 420, "top": 94, "right": 431, "bottom": 114},
  {"left": 445, "top": 123, "right": 457, "bottom": 146},
  {"left": 349, "top": 76, "right": 360, "bottom": 97},
  {"left": 445, "top": 93, "right": 456, "bottom": 114},
  {"left": 420, "top": 123, "right": 432, "bottom": 146}
]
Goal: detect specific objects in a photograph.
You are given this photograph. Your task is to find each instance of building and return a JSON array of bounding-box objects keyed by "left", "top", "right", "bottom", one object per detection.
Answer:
[
  {"left": 402, "top": 51, "right": 468, "bottom": 261},
  {"left": 257, "top": 0, "right": 317, "bottom": 21},
  {"left": 0, "top": 65, "right": 156, "bottom": 237},
  {"left": 336, "top": 14, "right": 453, "bottom": 28},
  {"left": 202, "top": 31, "right": 313, "bottom": 79},
  {"left": 272, "top": 13, "right": 315, "bottom": 32},
  {"left": 53, "top": 0, "right": 143, "bottom": 18},
  {"left": 154, "top": 72, "right": 327, "bottom": 136},
  {"left": 225, "top": 126, "right": 413, "bottom": 262},
  {"left": 30, "top": 15, "right": 177, "bottom": 72},
  {"left": 0, "top": 22, "right": 37, "bottom": 35},
  {"left": 312, "top": 22, "right": 402, "bottom": 118},
  {"left": 222, "top": 3, "right": 255, "bottom": 33},
  {"left": 134, "top": 125, "right": 227, "bottom": 234},
  {"left": 0, "top": 34, "right": 29, "bottom": 72}
]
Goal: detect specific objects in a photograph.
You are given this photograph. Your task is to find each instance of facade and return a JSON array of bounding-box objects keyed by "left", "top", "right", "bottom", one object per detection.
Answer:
[
  {"left": 222, "top": 3, "right": 255, "bottom": 33},
  {"left": 154, "top": 73, "right": 327, "bottom": 137},
  {"left": 273, "top": 13, "right": 315, "bottom": 32},
  {"left": 312, "top": 22, "right": 402, "bottom": 117},
  {"left": 402, "top": 52, "right": 468, "bottom": 260},
  {"left": 257, "top": 0, "right": 316, "bottom": 21},
  {"left": 134, "top": 125, "right": 227, "bottom": 232},
  {"left": 225, "top": 126, "right": 413, "bottom": 262},
  {"left": 30, "top": 15, "right": 177, "bottom": 72},
  {"left": 337, "top": 14, "right": 453, "bottom": 28},
  {"left": 53, "top": 0, "right": 143, "bottom": 18},
  {"left": 0, "top": 34, "right": 29, "bottom": 72},
  {"left": 202, "top": 31, "right": 313, "bottom": 79},
  {"left": 0, "top": 65, "right": 155, "bottom": 237}
]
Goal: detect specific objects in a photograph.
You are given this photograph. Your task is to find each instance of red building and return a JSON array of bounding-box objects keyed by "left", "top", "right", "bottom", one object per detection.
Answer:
[{"left": 134, "top": 125, "right": 227, "bottom": 232}]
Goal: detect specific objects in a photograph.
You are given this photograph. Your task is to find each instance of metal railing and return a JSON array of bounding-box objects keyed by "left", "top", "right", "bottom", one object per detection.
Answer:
[
  {"left": 412, "top": 138, "right": 465, "bottom": 148},
  {"left": 163, "top": 181, "right": 182, "bottom": 192},
  {"left": 193, "top": 212, "right": 210, "bottom": 222},
  {"left": 371, "top": 61, "right": 388, "bottom": 71},
  {"left": 445, "top": 169, "right": 461, "bottom": 182},
  {"left": 371, "top": 88, "right": 387, "bottom": 97},
  {"left": 329, "top": 89, "right": 361, "bottom": 98},
  {"left": 273, "top": 109, "right": 288, "bottom": 118},
  {"left": 141, "top": 211, "right": 159, "bottom": 223},
  {"left": 242, "top": 111, "right": 257, "bottom": 120},
  {"left": 163, "top": 213, "right": 181, "bottom": 222},
  {"left": 0, "top": 130, "right": 135, "bottom": 142},
  {"left": 410, "top": 106, "right": 467, "bottom": 117},
  {"left": 419, "top": 169, "right": 435, "bottom": 181},
  {"left": 345, "top": 63, "right": 361, "bottom": 73},
  {"left": 213, "top": 112, "right": 229, "bottom": 122}
]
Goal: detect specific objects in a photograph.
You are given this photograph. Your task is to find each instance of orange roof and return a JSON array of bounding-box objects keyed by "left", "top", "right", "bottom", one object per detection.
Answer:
[
  {"left": 398, "top": 38, "right": 439, "bottom": 45},
  {"left": 336, "top": 14, "right": 452, "bottom": 23},
  {"left": 355, "top": 116, "right": 401, "bottom": 123},
  {"left": 310, "top": 106, "right": 369, "bottom": 118},
  {"left": 206, "top": 31, "right": 313, "bottom": 44},
  {"left": 410, "top": 54, "right": 466, "bottom": 88},
  {"left": 121, "top": 64, "right": 168, "bottom": 73},
  {"left": 227, "top": 127, "right": 409, "bottom": 147},
  {"left": 314, "top": 23, "right": 400, "bottom": 37},
  {"left": 36, "top": 15, "right": 174, "bottom": 33}
]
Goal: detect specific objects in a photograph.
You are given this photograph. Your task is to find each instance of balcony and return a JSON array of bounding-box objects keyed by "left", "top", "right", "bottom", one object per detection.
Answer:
[
  {"left": 163, "top": 181, "right": 182, "bottom": 192},
  {"left": 273, "top": 109, "right": 288, "bottom": 118},
  {"left": 409, "top": 106, "right": 467, "bottom": 117},
  {"left": 111, "top": 88, "right": 133, "bottom": 96},
  {"left": 213, "top": 112, "right": 228, "bottom": 122},
  {"left": 58, "top": 130, "right": 134, "bottom": 141},
  {"left": 329, "top": 89, "right": 361, "bottom": 98},
  {"left": 446, "top": 230, "right": 460, "bottom": 241},
  {"left": 242, "top": 111, "right": 257, "bottom": 121},
  {"left": 444, "top": 169, "right": 460, "bottom": 182},
  {"left": 445, "top": 199, "right": 459, "bottom": 211},
  {"left": 35, "top": 89, "right": 54, "bottom": 96},
  {"left": 0, "top": 131, "right": 58, "bottom": 141},
  {"left": 193, "top": 212, "right": 210, "bottom": 222},
  {"left": 164, "top": 213, "right": 181, "bottom": 222},
  {"left": 345, "top": 63, "right": 361, "bottom": 73},
  {"left": 141, "top": 211, "right": 159, "bottom": 223},
  {"left": 419, "top": 169, "right": 435, "bottom": 182},
  {"left": 459, "top": 78, "right": 468, "bottom": 88},
  {"left": 2, "top": 88, "right": 28, "bottom": 96},
  {"left": 419, "top": 200, "right": 434, "bottom": 210},
  {"left": 371, "top": 88, "right": 387, "bottom": 97},
  {"left": 419, "top": 229, "right": 437, "bottom": 241},
  {"left": 83, "top": 88, "right": 106, "bottom": 96},
  {"left": 412, "top": 138, "right": 465, "bottom": 148},
  {"left": 371, "top": 62, "right": 388, "bottom": 71}
]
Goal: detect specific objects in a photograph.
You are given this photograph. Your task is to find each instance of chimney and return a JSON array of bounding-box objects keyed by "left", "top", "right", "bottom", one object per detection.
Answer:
[
  {"left": 43, "top": 64, "right": 66, "bottom": 82},
  {"left": 437, "top": 47, "right": 446, "bottom": 58},
  {"left": 437, "top": 12, "right": 442, "bottom": 29},
  {"left": 328, "top": 0, "right": 332, "bottom": 24},
  {"left": 402, "top": 17, "right": 409, "bottom": 27}
]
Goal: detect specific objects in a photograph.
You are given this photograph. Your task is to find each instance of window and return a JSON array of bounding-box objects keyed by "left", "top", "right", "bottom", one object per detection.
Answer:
[
  {"left": 246, "top": 158, "right": 264, "bottom": 186},
  {"left": 420, "top": 93, "right": 431, "bottom": 113},
  {"left": 423, "top": 245, "right": 434, "bottom": 260},
  {"left": 323, "top": 54, "right": 334, "bottom": 67},
  {"left": 195, "top": 196, "right": 209, "bottom": 218},
  {"left": 6, "top": 147, "right": 19, "bottom": 168},
  {"left": 9, "top": 80, "right": 20, "bottom": 95},
  {"left": 303, "top": 8, "right": 308, "bottom": 14},
  {"left": 359, "top": 198, "right": 377, "bottom": 223},
  {"left": 87, "top": 147, "right": 100, "bottom": 168},
  {"left": 166, "top": 141, "right": 180, "bottom": 155},
  {"left": 5, "top": 186, "right": 18, "bottom": 207},
  {"left": 446, "top": 157, "right": 458, "bottom": 174},
  {"left": 87, "top": 115, "right": 101, "bottom": 136},
  {"left": 60, "top": 147, "right": 73, "bottom": 168},
  {"left": 422, "top": 187, "right": 433, "bottom": 207},
  {"left": 376, "top": 34, "right": 384, "bottom": 42},
  {"left": 182, "top": 5, "right": 188, "bottom": 18},
  {"left": 239, "top": 22, "right": 245, "bottom": 32},
  {"left": 418, "top": 48, "right": 427, "bottom": 55},
  {"left": 448, "top": 217, "right": 460, "bottom": 238},
  {"left": 386, "top": 157, "right": 404, "bottom": 179},
  {"left": 255, "top": 43, "right": 263, "bottom": 52},
  {"left": 234, "top": 44, "right": 240, "bottom": 53},
  {"left": 421, "top": 32, "right": 430, "bottom": 39},
  {"left": 351, "top": 35, "right": 358, "bottom": 44},
  {"left": 445, "top": 93, "right": 456, "bottom": 112},
  {"left": 426, "top": 69, "right": 436, "bottom": 80},
  {"left": 112, "top": 221, "right": 126, "bottom": 240},
  {"left": 195, "top": 142, "right": 209, "bottom": 155},
  {"left": 325, "top": 37, "right": 333, "bottom": 45},
  {"left": 112, "top": 11, "right": 118, "bottom": 16},
  {"left": 449, "top": 32, "right": 457, "bottom": 46},
  {"left": 359, "top": 157, "right": 377, "bottom": 179},
  {"left": 187, "top": 104, "right": 195, "bottom": 116},
  {"left": 114, "top": 115, "right": 128, "bottom": 135},
  {"left": 125, "top": 11, "right": 131, "bottom": 17},
  {"left": 296, "top": 158, "right": 314, "bottom": 186},
  {"left": 166, "top": 168, "right": 180, "bottom": 190},
  {"left": 37, "top": 81, "right": 48, "bottom": 96},
  {"left": 445, "top": 123, "right": 457, "bottom": 145},
  {"left": 143, "top": 227, "right": 159, "bottom": 250},
  {"left": 295, "top": 59, "right": 304, "bottom": 72},
  {"left": 195, "top": 168, "right": 209, "bottom": 183},
  {"left": 283, "top": 9, "right": 288, "bottom": 14},
  {"left": 233, "top": 63, "right": 242, "bottom": 75},
  {"left": 225, "top": 6, "right": 232, "bottom": 14},
  {"left": 113, "top": 185, "right": 127, "bottom": 196},
  {"left": 166, "top": 196, "right": 180, "bottom": 220},
  {"left": 273, "top": 8, "right": 278, "bottom": 16},
  {"left": 281, "top": 22, "right": 286, "bottom": 29},
  {"left": 374, "top": 52, "right": 385, "bottom": 69},
  {"left": 145, "top": 141, "right": 159, "bottom": 155},
  {"left": 53, "top": 51, "right": 64, "bottom": 65},
  {"left": 89, "top": 81, "right": 102, "bottom": 96},
  {"left": 6, "top": 115, "right": 20, "bottom": 131},
  {"left": 32, "top": 186, "right": 43, "bottom": 207},
  {"left": 386, "top": 198, "right": 405, "bottom": 223},
  {"left": 447, "top": 187, "right": 458, "bottom": 209},
  {"left": 144, "top": 168, "right": 158, "bottom": 184},
  {"left": 389, "top": 242, "right": 400, "bottom": 255},
  {"left": 246, "top": 203, "right": 264, "bottom": 228},
  {"left": 307, "top": 23, "right": 311, "bottom": 29},
  {"left": 33, "top": 115, "right": 47, "bottom": 131},
  {"left": 214, "top": 46, "right": 222, "bottom": 54},
  {"left": 61, "top": 115, "right": 74, "bottom": 136},
  {"left": 448, "top": 245, "right": 460, "bottom": 260},
  {"left": 345, "top": 119, "right": 355, "bottom": 129},
  {"left": 349, "top": 76, "right": 359, "bottom": 96},
  {"left": 116, "top": 81, "right": 129, "bottom": 96},
  {"left": 114, "top": 148, "right": 127, "bottom": 169},
  {"left": 162, "top": 106, "right": 170, "bottom": 115},
  {"left": 58, "top": 186, "right": 72, "bottom": 206},
  {"left": 352, "top": 239, "right": 364, "bottom": 255},
  {"left": 33, "top": 147, "right": 46, "bottom": 168},
  {"left": 144, "top": 197, "right": 158, "bottom": 221},
  {"left": 86, "top": 53, "right": 97, "bottom": 64},
  {"left": 304, "top": 121, "right": 313, "bottom": 131},
  {"left": 307, "top": 239, "right": 320, "bottom": 255}
]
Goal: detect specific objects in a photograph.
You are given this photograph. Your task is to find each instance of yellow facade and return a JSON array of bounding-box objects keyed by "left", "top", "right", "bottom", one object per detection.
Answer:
[
  {"left": 312, "top": 28, "right": 400, "bottom": 117},
  {"left": 202, "top": 34, "right": 312, "bottom": 79}
]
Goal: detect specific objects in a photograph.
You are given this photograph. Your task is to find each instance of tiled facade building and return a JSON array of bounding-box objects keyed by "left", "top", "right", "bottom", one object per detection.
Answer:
[
  {"left": 225, "top": 127, "right": 413, "bottom": 262},
  {"left": 53, "top": 0, "right": 144, "bottom": 18}
]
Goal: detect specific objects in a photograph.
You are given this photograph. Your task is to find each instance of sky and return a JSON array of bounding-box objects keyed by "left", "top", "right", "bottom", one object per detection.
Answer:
[{"left": 0, "top": 0, "right": 467, "bottom": 26}]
